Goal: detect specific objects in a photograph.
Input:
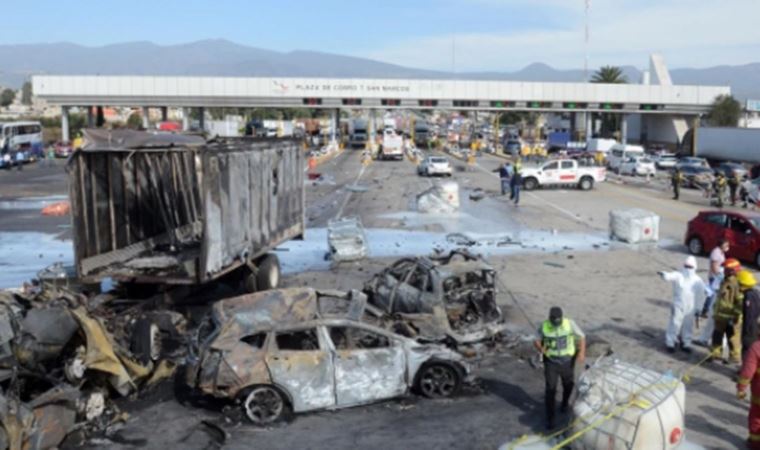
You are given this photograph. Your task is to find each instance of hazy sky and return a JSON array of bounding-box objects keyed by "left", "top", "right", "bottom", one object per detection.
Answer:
[{"left": 3, "top": 0, "right": 759, "bottom": 70}]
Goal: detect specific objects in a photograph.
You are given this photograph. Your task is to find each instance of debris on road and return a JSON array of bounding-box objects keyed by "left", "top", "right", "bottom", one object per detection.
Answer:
[
  {"left": 468, "top": 188, "right": 486, "bottom": 202},
  {"left": 40, "top": 200, "right": 70, "bottom": 216},
  {"left": 416, "top": 181, "right": 460, "bottom": 214},
  {"left": 609, "top": 208, "right": 660, "bottom": 244},
  {"left": 328, "top": 217, "right": 369, "bottom": 263}
]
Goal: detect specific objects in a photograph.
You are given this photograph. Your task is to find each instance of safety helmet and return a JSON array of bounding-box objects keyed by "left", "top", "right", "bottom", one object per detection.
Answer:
[
  {"left": 684, "top": 256, "right": 697, "bottom": 269},
  {"left": 724, "top": 258, "right": 742, "bottom": 275},
  {"left": 738, "top": 270, "right": 757, "bottom": 288}
]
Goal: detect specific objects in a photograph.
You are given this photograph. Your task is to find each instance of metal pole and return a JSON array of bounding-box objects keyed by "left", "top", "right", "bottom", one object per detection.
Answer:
[
  {"left": 692, "top": 115, "right": 699, "bottom": 157},
  {"left": 142, "top": 106, "right": 150, "bottom": 129},
  {"left": 61, "top": 106, "right": 70, "bottom": 143}
]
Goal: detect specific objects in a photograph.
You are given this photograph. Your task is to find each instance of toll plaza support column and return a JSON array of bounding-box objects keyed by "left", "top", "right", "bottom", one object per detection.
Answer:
[
  {"left": 96, "top": 106, "right": 105, "bottom": 127},
  {"left": 331, "top": 108, "right": 338, "bottom": 143},
  {"left": 586, "top": 112, "right": 593, "bottom": 140},
  {"left": 182, "top": 108, "right": 190, "bottom": 131},
  {"left": 369, "top": 109, "right": 377, "bottom": 151},
  {"left": 621, "top": 114, "right": 628, "bottom": 145},
  {"left": 142, "top": 107, "right": 150, "bottom": 129},
  {"left": 161, "top": 106, "right": 168, "bottom": 122},
  {"left": 198, "top": 107, "right": 205, "bottom": 132},
  {"left": 61, "top": 106, "right": 70, "bottom": 143},
  {"left": 87, "top": 107, "right": 95, "bottom": 128}
]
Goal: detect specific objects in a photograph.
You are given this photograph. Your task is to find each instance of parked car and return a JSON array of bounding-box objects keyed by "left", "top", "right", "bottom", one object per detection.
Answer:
[
  {"left": 417, "top": 156, "right": 452, "bottom": 177},
  {"left": 676, "top": 157, "right": 710, "bottom": 170},
  {"left": 653, "top": 152, "right": 678, "bottom": 169},
  {"left": 678, "top": 165, "right": 714, "bottom": 189},
  {"left": 363, "top": 250, "right": 503, "bottom": 345},
  {"left": 607, "top": 144, "right": 645, "bottom": 173},
  {"left": 685, "top": 210, "right": 760, "bottom": 266},
  {"left": 619, "top": 156, "right": 656, "bottom": 176},
  {"left": 717, "top": 162, "right": 748, "bottom": 180},
  {"left": 54, "top": 141, "right": 73, "bottom": 158},
  {"left": 185, "top": 288, "right": 471, "bottom": 424}
]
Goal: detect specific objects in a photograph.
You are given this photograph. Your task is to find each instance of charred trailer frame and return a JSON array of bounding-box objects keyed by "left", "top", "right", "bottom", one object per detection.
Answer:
[{"left": 68, "top": 135, "right": 305, "bottom": 286}]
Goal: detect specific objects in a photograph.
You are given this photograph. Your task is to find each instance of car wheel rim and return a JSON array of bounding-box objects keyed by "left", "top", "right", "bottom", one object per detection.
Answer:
[
  {"left": 269, "top": 266, "right": 279, "bottom": 289},
  {"left": 421, "top": 366, "right": 456, "bottom": 397},
  {"left": 689, "top": 239, "right": 701, "bottom": 254},
  {"left": 149, "top": 324, "right": 161, "bottom": 361},
  {"left": 244, "top": 387, "right": 283, "bottom": 424}
]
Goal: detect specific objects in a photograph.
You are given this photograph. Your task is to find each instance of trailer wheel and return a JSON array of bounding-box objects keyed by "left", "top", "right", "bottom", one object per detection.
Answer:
[{"left": 256, "top": 254, "right": 281, "bottom": 291}]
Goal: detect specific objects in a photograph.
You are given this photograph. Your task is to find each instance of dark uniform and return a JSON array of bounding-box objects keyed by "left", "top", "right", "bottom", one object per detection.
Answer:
[
  {"left": 729, "top": 173, "right": 740, "bottom": 206},
  {"left": 742, "top": 284, "right": 760, "bottom": 361},
  {"left": 535, "top": 307, "right": 585, "bottom": 429},
  {"left": 671, "top": 169, "right": 684, "bottom": 200},
  {"left": 711, "top": 271, "right": 743, "bottom": 363}
]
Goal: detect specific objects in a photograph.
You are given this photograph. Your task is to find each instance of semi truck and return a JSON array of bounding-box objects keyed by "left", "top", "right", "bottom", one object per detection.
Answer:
[
  {"left": 680, "top": 127, "right": 760, "bottom": 164},
  {"left": 69, "top": 129, "right": 305, "bottom": 293},
  {"left": 414, "top": 121, "right": 431, "bottom": 147},
  {"left": 349, "top": 119, "right": 369, "bottom": 148}
]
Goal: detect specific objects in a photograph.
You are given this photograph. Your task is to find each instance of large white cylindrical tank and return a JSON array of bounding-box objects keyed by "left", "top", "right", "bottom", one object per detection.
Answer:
[{"left": 572, "top": 359, "right": 686, "bottom": 450}]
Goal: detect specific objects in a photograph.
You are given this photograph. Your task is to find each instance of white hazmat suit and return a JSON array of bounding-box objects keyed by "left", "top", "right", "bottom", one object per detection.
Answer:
[{"left": 660, "top": 256, "right": 708, "bottom": 350}]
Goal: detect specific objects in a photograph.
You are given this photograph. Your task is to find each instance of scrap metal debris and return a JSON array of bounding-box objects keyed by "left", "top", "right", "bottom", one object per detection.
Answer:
[
  {"left": 416, "top": 181, "right": 460, "bottom": 214},
  {"left": 327, "top": 217, "right": 369, "bottom": 263}
]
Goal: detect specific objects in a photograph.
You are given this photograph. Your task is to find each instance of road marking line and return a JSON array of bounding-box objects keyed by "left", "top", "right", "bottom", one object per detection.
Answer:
[{"left": 334, "top": 163, "right": 368, "bottom": 220}]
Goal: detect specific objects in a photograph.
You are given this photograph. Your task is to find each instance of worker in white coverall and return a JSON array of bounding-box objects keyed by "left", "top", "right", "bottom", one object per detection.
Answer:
[{"left": 659, "top": 255, "right": 708, "bottom": 354}]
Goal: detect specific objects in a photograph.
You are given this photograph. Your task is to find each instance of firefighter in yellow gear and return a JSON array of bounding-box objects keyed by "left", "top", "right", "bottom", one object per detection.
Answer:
[{"left": 711, "top": 258, "right": 744, "bottom": 363}]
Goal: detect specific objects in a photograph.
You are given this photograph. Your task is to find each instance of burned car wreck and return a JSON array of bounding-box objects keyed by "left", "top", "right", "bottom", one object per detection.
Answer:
[
  {"left": 185, "top": 288, "right": 471, "bottom": 424},
  {"left": 0, "top": 287, "right": 183, "bottom": 449},
  {"left": 362, "top": 250, "right": 504, "bottom": 346}
]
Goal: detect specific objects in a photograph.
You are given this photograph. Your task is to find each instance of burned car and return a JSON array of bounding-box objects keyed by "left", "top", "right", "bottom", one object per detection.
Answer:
[
  {"left": 185, "top": 288, "right": 470, "bottom": 424},
  {"left": 363, "top": 250, "right": 504, "bottom": 346}
]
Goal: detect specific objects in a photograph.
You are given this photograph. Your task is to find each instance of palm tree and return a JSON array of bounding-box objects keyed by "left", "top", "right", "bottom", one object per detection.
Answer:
[
  {"left": 591, "top": 66, "right": 628, "bottom": 84},
  {"left": 590, "top": 66, "right": 628, "bottom": 137}
]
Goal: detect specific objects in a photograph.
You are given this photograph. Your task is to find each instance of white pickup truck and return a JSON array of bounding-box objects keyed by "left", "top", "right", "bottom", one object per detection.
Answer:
[
  {"left": 380, "top": 128, "right": 404, "bottom": 160},
  {"left": 520, "top": 159, "right": 605, "bottom": 191}
]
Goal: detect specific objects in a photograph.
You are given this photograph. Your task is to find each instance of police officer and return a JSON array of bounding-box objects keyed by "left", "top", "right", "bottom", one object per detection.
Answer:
[
  {"left": 671, "top": 167, "right": 684, "bottom": 200},
  {"left": 715, "top": 172, "right": 728, "bottom": 208},
  {"left": 729, "top": 171, "right": 741, "bottom": 206},
  {"left": 534, "top": 307, "right": 586, "bottom": 429}
]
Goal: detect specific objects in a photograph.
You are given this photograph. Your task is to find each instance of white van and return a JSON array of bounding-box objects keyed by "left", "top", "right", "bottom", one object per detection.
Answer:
[{"left": 608, "top": 144, "right": 645, "bottom": 172}]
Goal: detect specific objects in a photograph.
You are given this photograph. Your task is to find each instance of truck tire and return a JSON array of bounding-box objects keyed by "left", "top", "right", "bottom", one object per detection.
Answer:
[
  {"left": 256, "top": 254, "right": 281, "bottom": 291},
  {"left": 523, "top": 177, "right": 538, "bottom": 191},
  {"left": 579, "top": 176, "right": 594, "bottom": 191}
]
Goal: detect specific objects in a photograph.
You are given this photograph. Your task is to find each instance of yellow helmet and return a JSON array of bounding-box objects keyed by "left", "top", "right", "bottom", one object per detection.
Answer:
[{"left": 738, "top": 270, "right": 757, "bottom": 288}]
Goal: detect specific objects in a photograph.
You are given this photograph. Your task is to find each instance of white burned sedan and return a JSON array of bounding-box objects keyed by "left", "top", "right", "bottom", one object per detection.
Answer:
[{"left": 185, "top": 288, "right": 470, "bottom": 424}]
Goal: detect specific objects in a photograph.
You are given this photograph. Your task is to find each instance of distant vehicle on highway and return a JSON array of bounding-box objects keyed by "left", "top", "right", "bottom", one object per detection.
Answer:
[
  {"left": 678, "top": 165, "right": 715, "bottom": 189},
  {"left": 686, "top": 210, "right": 760, "bottom": 266},
  {"left": 607, "top": 144, "right": 645, "bottom": 173},
  {"left": 676, "top": 156, "right": 710, "bottom": 170},
  {"left": 54, "top": 141, "right": 73, "bottom": 158},
  {"left": 520, "top": 158, "right": 606, "bottom": 191},
  {"left": 0, "top": 121, "right": 43, "bottom": 166},
  {"left": 619, "top": 156, "right": 656, "bottom": 176},
  {"left": 716, "top": 162, "right": 748, "bottom": 179},
  {"left": 417, "top": 156, "right": 452, "bottom": 177},
  {"left": 653, "top": 152, "right": 678, "bottom": 169},
  {"left": 380, "top": 129, "right": 404, "bottom": 160}
]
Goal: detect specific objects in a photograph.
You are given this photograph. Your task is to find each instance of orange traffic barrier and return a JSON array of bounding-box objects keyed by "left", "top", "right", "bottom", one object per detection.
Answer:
[
  {"left": 308, "top": 157, "right": 317, "bottom": 171},
  {"left": 41, "top": 201, "right": 70, "bottom": 216}
]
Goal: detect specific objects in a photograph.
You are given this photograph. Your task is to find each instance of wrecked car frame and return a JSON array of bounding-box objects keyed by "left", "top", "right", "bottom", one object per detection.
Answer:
[
  {"left": 185, "top": 288, "right": 471, "bottom": 424},
  {"left": 363, "top": 250, "right": 505, "bottom": 346}
]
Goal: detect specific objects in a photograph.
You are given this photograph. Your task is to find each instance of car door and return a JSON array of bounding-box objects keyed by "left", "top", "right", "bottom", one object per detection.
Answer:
[
  {"left": 265, "top": 326, "right": 336, "bottom": 412},
  {"left": 558, "top": 160, "right": 577, "bottom": 183},
  {"left": 726, "top": 215, "right": 757, "bottom": 262},
  {"left": 699, "top": 213, "right": 727, "bottom": 251},
  {"left": 327, "top": 325, "right": 407, "bottom": 407},
  {"left": 541, "top": 161, "right": 560, "bottom": 184}
]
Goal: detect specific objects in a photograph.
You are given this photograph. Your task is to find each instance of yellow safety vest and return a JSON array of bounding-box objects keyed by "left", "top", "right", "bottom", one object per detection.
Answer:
[{"left": 542, "top": 319, "right": 576, "bottom": 358}]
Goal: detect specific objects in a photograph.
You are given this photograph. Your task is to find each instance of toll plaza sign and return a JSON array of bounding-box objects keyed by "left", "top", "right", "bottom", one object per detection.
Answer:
[{"left": 291, "top": 82, "right": 411, "bottom": 94}]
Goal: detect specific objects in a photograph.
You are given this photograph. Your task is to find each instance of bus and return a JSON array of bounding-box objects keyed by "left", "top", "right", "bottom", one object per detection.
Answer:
[{"left": 0, "top": 121, "right": 43, "bottom": 167}]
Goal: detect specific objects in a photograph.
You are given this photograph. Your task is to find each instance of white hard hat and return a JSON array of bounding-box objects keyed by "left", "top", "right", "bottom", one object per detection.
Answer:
[{"left": 684, "top": 256, "right": 697, "bottom": 269}]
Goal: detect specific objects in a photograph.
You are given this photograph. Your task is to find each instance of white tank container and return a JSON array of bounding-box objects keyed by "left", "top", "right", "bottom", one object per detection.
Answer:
[
  {"left": 572, "top": 359, "right": 686, "bottom": 450},
  {"left": 609, "top": 209, "right": 660, "bottom": 244}
]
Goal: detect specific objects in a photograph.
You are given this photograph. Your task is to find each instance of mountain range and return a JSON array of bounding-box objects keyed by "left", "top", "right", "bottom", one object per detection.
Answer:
[{"left": 1, "top": 39, "right": 758, "bottom": 101}]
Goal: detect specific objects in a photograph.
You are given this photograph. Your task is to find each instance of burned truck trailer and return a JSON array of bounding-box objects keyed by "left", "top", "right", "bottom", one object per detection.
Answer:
[{"left": 68, "top": 131, "right": 305, "bottom": 291}]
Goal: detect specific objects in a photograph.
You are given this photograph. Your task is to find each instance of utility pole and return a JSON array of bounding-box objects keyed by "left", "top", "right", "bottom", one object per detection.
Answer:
[{"left": 584, "top": 0, "right": 590, "bottom": 82}]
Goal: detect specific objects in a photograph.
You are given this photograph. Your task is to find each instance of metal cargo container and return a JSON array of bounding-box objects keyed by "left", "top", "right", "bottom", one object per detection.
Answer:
[
  {"left": 68, "top": 130, "right": 304, "bottom": 289},
  {"left": 681, "top": 127, "right": 760, "bottom": 163}
]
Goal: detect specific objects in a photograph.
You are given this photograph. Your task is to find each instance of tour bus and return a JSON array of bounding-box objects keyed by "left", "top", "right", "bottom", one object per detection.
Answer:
[{"left": 0, "top": 121, "right": 43, "bottom": 168}]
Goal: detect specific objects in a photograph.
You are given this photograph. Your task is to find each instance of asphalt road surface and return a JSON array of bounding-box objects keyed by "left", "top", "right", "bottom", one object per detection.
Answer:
[{"left": 0, "top": 151, "right": 751, "bottom": 449}]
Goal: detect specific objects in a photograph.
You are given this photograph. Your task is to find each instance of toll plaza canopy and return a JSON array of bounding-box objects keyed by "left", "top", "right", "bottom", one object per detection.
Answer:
[{"left": 32, "top": 75, "right": 729, "bottom": 114}]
